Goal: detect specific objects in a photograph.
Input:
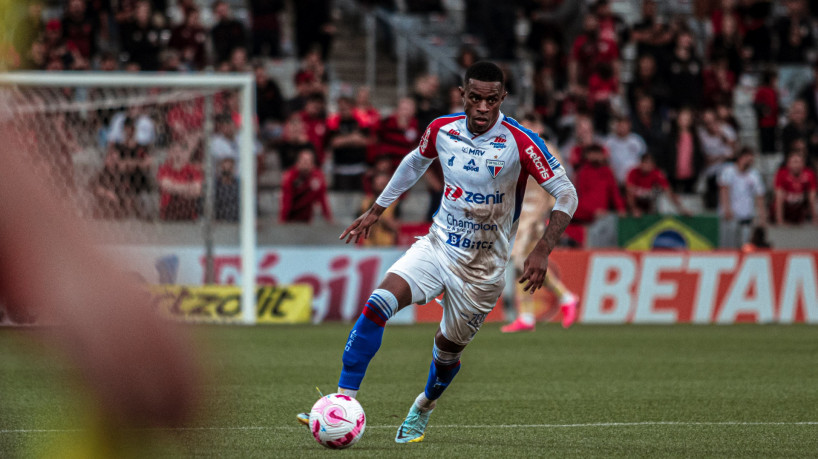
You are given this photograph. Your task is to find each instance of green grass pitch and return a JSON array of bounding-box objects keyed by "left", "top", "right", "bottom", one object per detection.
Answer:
[{"left": 0, "top": 323, "right": 817, "bottom": 457}]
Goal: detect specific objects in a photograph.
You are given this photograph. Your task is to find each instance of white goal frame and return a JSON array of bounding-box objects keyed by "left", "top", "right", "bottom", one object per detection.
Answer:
[{"left": 0, "top": 72, "right": 258, "bottom": 325}]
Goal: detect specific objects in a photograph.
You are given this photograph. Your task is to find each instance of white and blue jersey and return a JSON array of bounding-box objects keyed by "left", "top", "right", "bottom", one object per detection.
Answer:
[{"left": 416, "top": 111, "right": 566, "bottom": 283}]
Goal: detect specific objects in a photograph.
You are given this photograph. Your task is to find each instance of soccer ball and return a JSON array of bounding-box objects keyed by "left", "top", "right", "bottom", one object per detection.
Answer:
[{"left": 308, "top": 393, "right": 366, "bottom": 449}]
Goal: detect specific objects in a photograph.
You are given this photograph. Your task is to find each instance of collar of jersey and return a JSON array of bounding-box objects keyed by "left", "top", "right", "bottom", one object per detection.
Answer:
[{"left": 465, "top": 111, "right": 504, "bottom": 140}]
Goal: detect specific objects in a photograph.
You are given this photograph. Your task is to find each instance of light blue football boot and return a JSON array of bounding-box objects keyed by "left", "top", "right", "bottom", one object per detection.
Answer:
[{"left": 395, "top": 398, "right": 435, "bottom": 443}]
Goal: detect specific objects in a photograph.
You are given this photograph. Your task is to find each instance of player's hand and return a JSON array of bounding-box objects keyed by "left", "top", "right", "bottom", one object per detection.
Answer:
[
  {"left": 339, "top": 204, "right": 385, "bottom": 244},
  {"left": 519, "top": 240, "right": 549, "bottom": 294}
]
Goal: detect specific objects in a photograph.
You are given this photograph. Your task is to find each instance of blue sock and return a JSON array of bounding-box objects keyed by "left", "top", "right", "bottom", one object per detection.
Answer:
[
  {"left": 424, "top": 346, "right": 461, "bottom": 400},
  {"left": 338, "top": 289, "right": 397, "bottom": 391}
]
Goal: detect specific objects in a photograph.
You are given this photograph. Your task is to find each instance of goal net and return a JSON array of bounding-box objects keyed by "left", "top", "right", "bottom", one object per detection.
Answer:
[{"left": 0, "top": 72, "right": 258, "bottom": 324}]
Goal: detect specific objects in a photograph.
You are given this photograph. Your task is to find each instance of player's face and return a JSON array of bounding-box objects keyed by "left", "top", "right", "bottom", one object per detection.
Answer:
[{"left": 461, "top": 79, "right": 506, "bottom": 135}]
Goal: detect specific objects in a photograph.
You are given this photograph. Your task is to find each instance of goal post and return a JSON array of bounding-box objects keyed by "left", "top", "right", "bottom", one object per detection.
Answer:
[{"left": 0, "top": 72, "right": 258, "bottom": 325}]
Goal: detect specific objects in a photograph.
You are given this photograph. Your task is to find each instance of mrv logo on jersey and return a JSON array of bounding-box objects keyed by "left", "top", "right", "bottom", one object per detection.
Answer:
[{"left": 444, "top": 184, "right": 505, "bottom": 204}]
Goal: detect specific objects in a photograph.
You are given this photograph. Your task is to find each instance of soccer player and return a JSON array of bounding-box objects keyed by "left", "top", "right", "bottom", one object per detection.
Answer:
[
  {"left": 501, "top": 124, "right": 578, "bottom": 333},
  {"left": 298, "top": 62, "right": 577, "bottom": 443}
]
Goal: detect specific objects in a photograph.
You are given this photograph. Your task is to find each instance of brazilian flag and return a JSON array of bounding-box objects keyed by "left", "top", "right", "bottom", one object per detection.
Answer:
[{"left": 618, "top": 215, "right": 719, "bottom": 251}]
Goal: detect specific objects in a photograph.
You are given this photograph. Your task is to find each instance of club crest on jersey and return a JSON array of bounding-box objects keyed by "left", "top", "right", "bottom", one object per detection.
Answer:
[
  {"left": 463, "top": 158, "right": 479, "bottom": 172},
  {"left": 490, "top": 135, "right": 507, "bottom": 149},
  {"left": 486, "top": 159, "right": 505, "bottom": 178},
  {"left": 446, "top": 129, "right": 461, "bottom": 142}
]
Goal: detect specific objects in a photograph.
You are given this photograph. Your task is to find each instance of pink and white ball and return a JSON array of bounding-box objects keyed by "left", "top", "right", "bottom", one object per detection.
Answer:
[{"left": 308, "top": 393, "right": 367, "bottom": 449}]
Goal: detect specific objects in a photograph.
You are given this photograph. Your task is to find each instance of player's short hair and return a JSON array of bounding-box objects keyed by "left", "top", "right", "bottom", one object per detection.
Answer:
[{"left": 463, "top": 61, "right": 505, "bottom": 88}]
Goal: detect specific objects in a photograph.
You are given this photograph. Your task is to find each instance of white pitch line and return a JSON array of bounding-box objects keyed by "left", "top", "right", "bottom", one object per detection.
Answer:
[{"left": 1, "top": 421, "right": 816, "bottom": 434}]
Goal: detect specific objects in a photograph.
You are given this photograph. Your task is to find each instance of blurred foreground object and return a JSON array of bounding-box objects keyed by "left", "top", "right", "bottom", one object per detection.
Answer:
[{"left": 0, "top": 121, "right": 199, "bottom": 451}]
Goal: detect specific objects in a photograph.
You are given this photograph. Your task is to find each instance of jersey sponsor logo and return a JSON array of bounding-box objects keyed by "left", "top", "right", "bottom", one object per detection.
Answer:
[
  {"left": 447, "top": 155, "right": 455, "bottom": 167},
  {"left": 462, "top": 147, "right": 485, "bottom": 156},
  {"left": 443, "top": 183, "right": 505, "bottom": 204},
  {"left": 446, "top": 129, "right": 461, "bottom": 142},
  {"left": 463, "top": 158, "right": 480, "bottom": 172},
  {"left": 525, "top": 145, "right": 553, "bottom": 181},
  {"left": 490, "top": 135, "right": 507, "bottom": 149},
  {"left": 446, "top": 213, "right": 499, "bottom": 232},
  {"left": 446, "top": 232, "right": 494, "bottom": 251},
  {"left": 419, "top": 126, "right": 431, "bottom": 154},
  {"left": 486, "top": 159, "right": 504, "bottom": 178}
]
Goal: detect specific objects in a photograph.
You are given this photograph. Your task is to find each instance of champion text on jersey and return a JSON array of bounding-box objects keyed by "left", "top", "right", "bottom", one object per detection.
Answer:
[
  {"left": 463, "top": 159, "right": 479, "bottom": 172},
  {"left": 486, "top": 159, "right": 504, "bottom": 179},
  {"left": 490, "top": 135, "right": 507, "bottom": 149},
  {"left": 443, "top": 184, "right": 505, "bottom": 204}
]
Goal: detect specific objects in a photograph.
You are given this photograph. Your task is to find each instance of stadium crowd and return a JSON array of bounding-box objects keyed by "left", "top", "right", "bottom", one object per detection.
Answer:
[{"left": 7, "top": 0, "right": 818, "bottom": 248}]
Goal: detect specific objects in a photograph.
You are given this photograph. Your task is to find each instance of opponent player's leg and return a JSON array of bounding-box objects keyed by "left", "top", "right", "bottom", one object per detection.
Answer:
[
  {"left": 543, "top": 272, "right": 578, "bottom": 328},
  {"left": 337, "top": 273, "right": 413, "bottom": 397},
  {"left": 501, "top": 273, "right": 537, "bottom": 332},
  {"left": 396, "top": 329, "right": 465, "bottom": 443}
]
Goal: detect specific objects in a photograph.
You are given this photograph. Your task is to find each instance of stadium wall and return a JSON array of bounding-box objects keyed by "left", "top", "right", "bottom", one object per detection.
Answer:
[{"left": 111, "top": 246, "right": 818, "bottom": 325}]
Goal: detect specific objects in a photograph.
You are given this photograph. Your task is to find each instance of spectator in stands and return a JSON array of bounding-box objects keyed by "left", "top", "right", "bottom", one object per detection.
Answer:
[
  {"left": 593, "top": 0, "right": 627, "bottom": 44},
  {"left": 562, "top": 114, "right": 607, "bottom": 174},
  {"left": 108, "top": 117, "right": 152, "bottom": 218},
  {"left": 572, "top": 143, "right": 626, "bottom": 223},
  {"left": 629, "top": 0, "right": 673, "bottom": 62},
  {"left": 662, "top": 106, "right": 704, "bottom": 193},
  {"left": 327, "top": 96, "right": 371, "bottom": 191},
  {"left": 167, "top": 97, "right": 204, "bottom": 143},
  {"left": 773, "top": 150, "right": 817, "bottom": 225},
  {"left": 360, "top": 172, "right": 399, "bottom": 246},
  {"left": 255, "top": 63, "right": 286, "bottom": 128},
  {"left": 742, "top": 0, "right": 774, "bottom": 64},
  {"left": 61, "top": 0, "right": 97, "bottom": 61},
  {"left": 569, "top": 13, "right": 619, "bottom": 88},
  {"left": 215, "top": 158, "right": 239, "bottom": 222},
  {"left": 698, "top": 107, "right": 737, "bottom": 208},
  {"left": 413, "top": 74, "right": 445, "bottom": 130},
  {"left": 98, "top": 51, "right": 118, "bottom": 71},
  {"left": 249, "top": 0, "right": 285, "bottom": 58},
  {"left": 168, "top": 0, "right": 212, "bottom": 28},
  {"left": 702, "top": 54, "right": 736, "bottom": 107},
  {"left": 709, "top": 8, "right": 745, "bottom": 78},
  {"left": 108, "top": 105, "right": 155, "bottom": 147},
  {"left": 157, "top": 138, "right": 203, "bottom": 221},
  {"left": 781, "top": 99, "right": 818, "bottom": 158},
  {"left": 797, "top": 62, "right": 818, "bottom": 126},
  {"left": 210, "top": 114, "right": 240, "bottom": 172},
  {"left": 119, "top": 1, "right": 165, "bottom": 71},
  {"left": 293, "top": 0, "right": 334, "bottom": 59},
  {"left": 279, "top": 148, "right": 332, "bottom": 223},
  {"left": 91, "top": 151, "right": 128, "bottom": 218},
  {"left": 625, "top": 154, "right": 690, "bottom": 217},
  {"left": 13, "top": 1, "right": 45, "bottom": 69},
  {"left": 719, "top": 147, "right": 766, "bottom": 248},
  {"left": 375, "top": 97, "right": 419, "bottom": 170},
  {"left": 211, "top": 1, "right": 247, "bottom": 65},
  {"left": 754, "top": 70, "right": 779, "bottom": 155},
  {"left": 228, "top": 47, "right": 249, "bottom": 72},
  {"left": 279, "top": 112, "right": 314, "bottom": 170},
  {"left": 627, "top": 54, "right": 669, "bottom": 116},
  {"left": 21, "top": 38, "right": 48, "bottom": 70},
  {"left": 666, "top": 29, "right": 703, "bottom": 109},
  {"left": 354, "top": 87, "right": 381, "bottom": 130},
  {"left": 587, "top": 62, "right": 618, "bottom": 133},
  {"left": 532, "top": 35, "right": 568, "bottom": 122},
  {"left": 775, "top": 0, "right": 814, "bottom": 64},
  {"left": 604, "top": 115, "right": 646, "bottom": 186},
  {"left": 298, "top": 92, "right": 328, "bottom": 164},
  {"left": 630, "top": 93, "right": 666, "bottom": 159},
  {"left": 169, "top": 7, "right": 207, "bottom": 70}
]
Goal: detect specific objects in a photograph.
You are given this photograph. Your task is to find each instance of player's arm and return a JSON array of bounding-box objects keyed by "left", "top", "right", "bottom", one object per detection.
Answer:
[
  {"left": 340, "top": 149, "right": 434, "bottom": 243},
  {"left": 519, "top": 174, "right": 578, "bottom": 293}
]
